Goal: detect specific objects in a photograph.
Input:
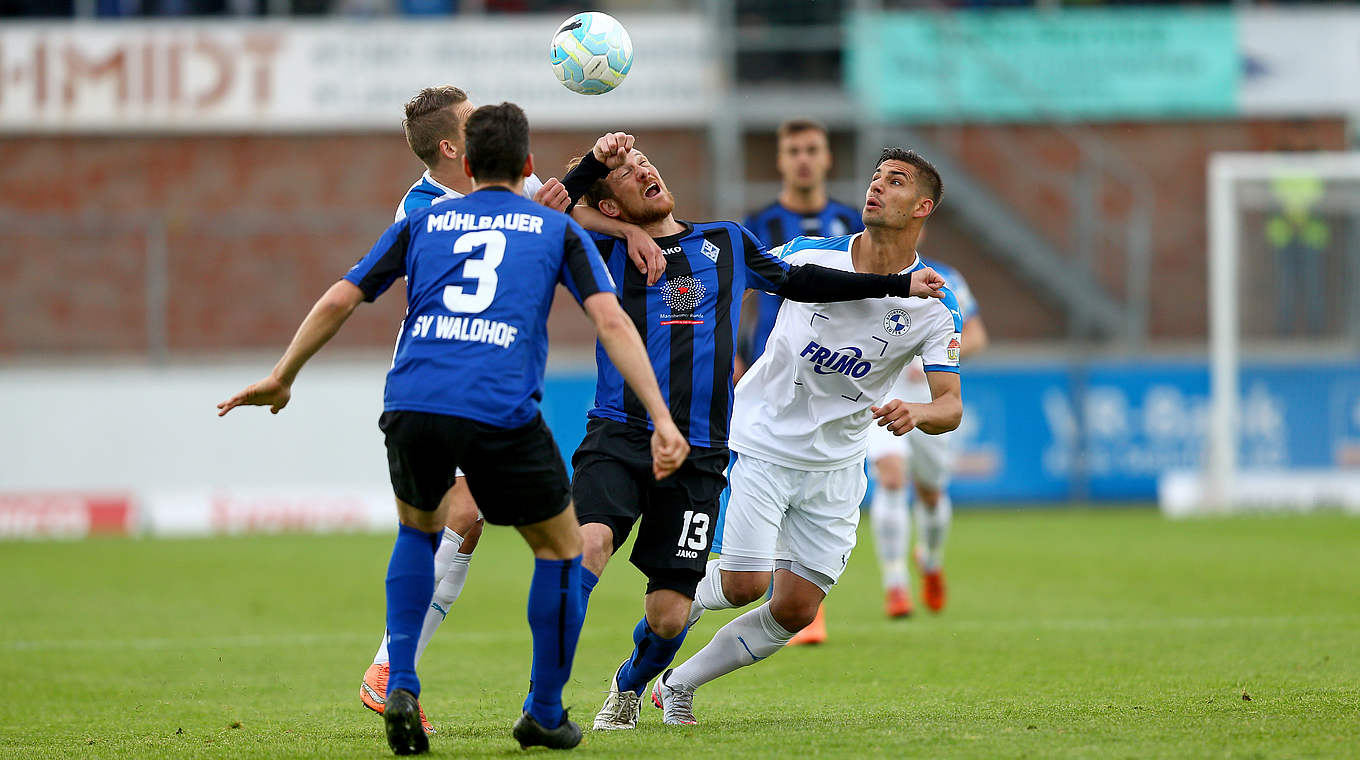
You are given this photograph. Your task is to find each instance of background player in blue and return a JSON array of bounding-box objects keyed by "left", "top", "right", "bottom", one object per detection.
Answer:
[
  {"left": 362, "top": 87, "right": 667, "bottom": 732},
  {"left": 217, "top": 103, "right": 689, "bottom": 755},
  {"left": 741, "top": 119, "right": 864, "bottom": 373},
  {"left": 558, "top": 135, "right": 945, "bottom": 731}
]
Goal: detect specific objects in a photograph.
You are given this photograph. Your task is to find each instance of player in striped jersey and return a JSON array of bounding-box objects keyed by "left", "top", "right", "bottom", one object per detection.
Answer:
[
  {"left": 867, "top": 258, "right": 987, "bottom": 617},
  {"left": 653, "top": 149, "right": 961, "bottom": 726},
  {"left": 360, "top": 88, "right": 663, "bottom": 733},
  {"left": 559, "top": 135, "right": 946, "bottom": 731}
]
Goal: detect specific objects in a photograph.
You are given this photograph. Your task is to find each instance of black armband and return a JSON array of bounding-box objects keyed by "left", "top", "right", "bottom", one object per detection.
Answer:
[
  {"left": 563, "top": 151, "right": 611, "bottom": 211},
  {"left": 775, "top": 264, "right": 914, "bottom": 303}
]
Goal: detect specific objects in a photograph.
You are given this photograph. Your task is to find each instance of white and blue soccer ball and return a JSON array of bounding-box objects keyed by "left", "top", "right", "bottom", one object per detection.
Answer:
[{"left": 550, "top": 12, "right": 633, "bottom": 95}]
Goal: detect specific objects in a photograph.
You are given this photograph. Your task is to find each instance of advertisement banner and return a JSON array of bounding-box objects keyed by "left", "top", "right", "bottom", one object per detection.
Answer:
[
  {"left": 0, "top": 17, "right": 716, "bottom": 132},
  {"left": 1238, "top": 10, "right": 1360, "bottom": 116},
  {"left": 847, "top": 9, "right": 1239, "bottom": 122}
]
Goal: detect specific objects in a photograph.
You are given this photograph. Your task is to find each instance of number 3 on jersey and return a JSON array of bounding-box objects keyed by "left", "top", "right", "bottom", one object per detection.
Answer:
[{"left": 443, "top": 230, "right": 505, "bottom": 314}]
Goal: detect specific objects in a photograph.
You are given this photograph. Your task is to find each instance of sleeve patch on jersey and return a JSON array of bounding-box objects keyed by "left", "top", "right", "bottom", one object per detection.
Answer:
[{"left": 947, "top": 334, "right": 961, "bottom": 363}]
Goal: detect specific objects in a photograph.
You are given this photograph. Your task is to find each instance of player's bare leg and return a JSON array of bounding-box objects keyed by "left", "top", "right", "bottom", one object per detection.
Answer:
[
  {"left": 510, "top": 504, "right": 587, "bottom": 750},
  {"left": 871, "top": 453, "right": 914, "bottom": 618},
  {"left": 363, "top": 478, "right": 481, "bottom": 734},
  {"left": 658, "top": 568, "right": 824, "bottom": 725},
  {"left": 913, "top": 483, "right": 951, "bottom": 612}
]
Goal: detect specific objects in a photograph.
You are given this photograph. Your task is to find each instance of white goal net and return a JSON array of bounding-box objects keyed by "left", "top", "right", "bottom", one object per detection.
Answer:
[{"left": 1161, "top": 151, "right": 1360, "bottom": 516}]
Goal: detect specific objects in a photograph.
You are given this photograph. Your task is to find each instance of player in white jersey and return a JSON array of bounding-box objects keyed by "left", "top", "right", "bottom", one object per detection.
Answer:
[
  {"left": 867, "top": 259, "right": 987, "bottom": 618},
  {"left": 650, "top": 148, "right": 962, "bottom": 725},
  {"left": 361, "top": 87, "right": 664, "bottom": 732}
]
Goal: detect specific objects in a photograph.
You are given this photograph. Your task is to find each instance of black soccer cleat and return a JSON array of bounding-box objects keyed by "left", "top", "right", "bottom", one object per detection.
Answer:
[
  {"left": 512, "top": 709, "right": 583, "bottom": 750},
  {"left": 384, "top": 688, "right": 430, "bottom": 756}
]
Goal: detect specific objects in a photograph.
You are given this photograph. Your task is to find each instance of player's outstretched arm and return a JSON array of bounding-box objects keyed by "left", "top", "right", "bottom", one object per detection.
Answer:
[
  {"left": 582, "top": 292, "right": 690, "bottom": 479},
  {"left": 871, "top": 372, "right": 962, "bottom": 436},
  {"left": 773, "top": 264, "right": 945, "bottom": 303},
  {"left": 216, "top": 280, "right": 365, "bottom": 417}
]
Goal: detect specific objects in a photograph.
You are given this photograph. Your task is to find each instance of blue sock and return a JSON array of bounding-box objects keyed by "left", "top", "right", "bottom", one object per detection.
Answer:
[
  {"left": 579, "top": 567, "right": 600, "bottom": 615},
  {"left": 616, "top": 616, "right": 688, "bottom": 695},
  {"left": 523, "top": 556, "right": 584, "bottom": 728},
  {"left": 385, "top": 524, "right": 441, "bottom": 697}
]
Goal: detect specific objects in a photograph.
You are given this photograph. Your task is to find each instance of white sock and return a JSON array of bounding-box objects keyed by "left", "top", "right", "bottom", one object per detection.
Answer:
[
  {"left": 689, "top": 558, "right": 736, "bottom": 626},
  {"left": 670, "top": 603, "right": 793, "bottom": 691},
  {"left": 914, "top": 495, "right": 952, "bottom": 572},
  {"left": 870, "top": 485, "right": 909, "bottom": 591},
  {"left": 373, "top": 527, "right": 465, "bottom": 666},
  {"left": 414, "top": 550, "right": 471, "bottom": 664}
]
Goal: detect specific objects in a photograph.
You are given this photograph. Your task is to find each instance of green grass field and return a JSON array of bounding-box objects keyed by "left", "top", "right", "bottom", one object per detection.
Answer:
[{"left": 2, "top": 508, "right": 1357, "bottom": 759}]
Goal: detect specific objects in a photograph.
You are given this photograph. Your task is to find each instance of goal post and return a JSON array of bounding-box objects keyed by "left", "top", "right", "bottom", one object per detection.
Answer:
[{"left": 1169, "top": 151, "right": 1360, "bottom": 516}]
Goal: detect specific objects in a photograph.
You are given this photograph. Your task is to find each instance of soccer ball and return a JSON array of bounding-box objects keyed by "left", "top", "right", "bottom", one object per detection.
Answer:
[{"left": 550, "top": 12, "right": 633, "bottom": 95}]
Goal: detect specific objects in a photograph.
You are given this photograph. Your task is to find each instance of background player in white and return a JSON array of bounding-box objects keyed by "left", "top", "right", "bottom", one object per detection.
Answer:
[
  {"left": 867, "top": 260, "right": 987, "bottom": 617},
  {"left": 652, "top": 148, "right": 962, "bottom": 725},
  {"left": 361, "top": 87, "right": 664, "bottom": 732}
]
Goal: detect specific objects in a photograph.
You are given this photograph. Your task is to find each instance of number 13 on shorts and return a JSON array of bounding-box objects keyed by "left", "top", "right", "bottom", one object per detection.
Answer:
[{"left": 677, "top": 509, "right": 710, "bottom": 552}]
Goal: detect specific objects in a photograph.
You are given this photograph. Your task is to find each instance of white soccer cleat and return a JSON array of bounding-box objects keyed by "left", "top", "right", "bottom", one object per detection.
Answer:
[
  {"left": 650, "top": 668, "right": 697, "bottom": 726},
  {"left": 592, "top": 660, "right": 642, "bottom": 730}
]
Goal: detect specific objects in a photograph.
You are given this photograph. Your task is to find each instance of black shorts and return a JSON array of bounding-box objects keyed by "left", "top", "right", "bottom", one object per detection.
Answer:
[
  {"left": 380, "top": 410, "right": 570, "bottom": 527},
  {"left": 572, "top": 417, "right": 728, "bottom": 597}
]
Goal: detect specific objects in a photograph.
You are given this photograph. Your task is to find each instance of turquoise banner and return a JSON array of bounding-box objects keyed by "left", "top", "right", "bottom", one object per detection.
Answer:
[{"left": 846, "top": 9, "right": 1239, "bottom": 122}]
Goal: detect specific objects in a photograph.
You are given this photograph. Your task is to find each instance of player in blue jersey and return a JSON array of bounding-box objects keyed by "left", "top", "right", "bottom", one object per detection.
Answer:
[
  {"left": 556, "top": 136, "right": 945, "bottom": 731},
  {"left": 867, "top": 258, "right": 988, "bottom": 618},
  {"left": 361, "top": 88, "right": 669, "bottom": 731},
  {"left": 737, "top": 118, "right": 866, "bottom": 646},
  {"left": 741, "top": 118, "right": 864, "bottom": 372},
  {"left": 218, "top": 103, "right": 689, "bottom": 755}
]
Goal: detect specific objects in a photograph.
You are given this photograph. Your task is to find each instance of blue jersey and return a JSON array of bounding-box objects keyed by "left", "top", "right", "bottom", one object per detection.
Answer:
[
  {"left": 743, "top": 200, "right": 864, "bottom": 362},
  {"left": 345, "top": 186, "right": 616, "bottom": 428},
  {"left": 587, "top": 221, "right": 791, "bottom": 449}
]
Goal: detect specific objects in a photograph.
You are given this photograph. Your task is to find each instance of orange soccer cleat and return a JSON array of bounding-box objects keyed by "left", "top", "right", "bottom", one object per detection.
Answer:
[
  {"left": 885, "top": 586, "right": 914, "bottom": 618},
  {"left": 915, "top": 549, "right": 947, "bottom": 613},
  {"left": 785, "top": 604, "right": 827, "bottom": 646},
  {"left": 361, "top": 662, "right": 436, "bottom": 735}
]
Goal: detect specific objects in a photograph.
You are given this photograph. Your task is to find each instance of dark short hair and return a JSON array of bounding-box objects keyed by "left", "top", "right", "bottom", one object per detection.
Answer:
[
  {"left": 464, "top": 102, "right": 530, "bottom": 184},
  {"left": 565, "top": 154, "right": 616, "bottom": 209},
  {"left": 402, "top": 85, "right": 468, "bottom": 168},
  {"left": 878, "top": 147, "right": 943, "bottom": 207},
  {"left": 777, "top": 118, "right": 828, "bottom": 142}
]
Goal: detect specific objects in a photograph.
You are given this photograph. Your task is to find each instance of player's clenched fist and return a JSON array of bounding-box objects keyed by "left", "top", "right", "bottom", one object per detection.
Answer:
[
  {"left": 871, "top": 398, "right": 919, "bottom": 436},
  {"left": 910, "top": 266, "right": 947, "bottom": 299},
  {"left": 650, "top": 421, "right": 690, "bottom": 480},
  {"left": 534, "top": 176, "right": 570, "bottom": 212},
  {"left": 593, "top": 132, "right": 635, "bottom": 170}
]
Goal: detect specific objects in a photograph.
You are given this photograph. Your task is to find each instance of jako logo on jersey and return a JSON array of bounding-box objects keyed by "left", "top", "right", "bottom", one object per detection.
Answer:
[
  {"left": 662, "top": 276, "right": 705, "bottom": 312},
  {"left": 884, "top": 309, "right": 910, "bottom": 336},
  {"left": 801, "top": 341, "right": 872, "bottom": 379}
]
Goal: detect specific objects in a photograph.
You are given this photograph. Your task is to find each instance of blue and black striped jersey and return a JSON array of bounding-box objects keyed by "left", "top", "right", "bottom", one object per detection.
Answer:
[
  {"left": 587, "top": 221, "right": 790, "bottom": 449},
  {"left": 345, "top": 186, "right": 615, "bottom": 429},
  {"left": 743, "top": 200, "right": 864, "bottom": 362}
]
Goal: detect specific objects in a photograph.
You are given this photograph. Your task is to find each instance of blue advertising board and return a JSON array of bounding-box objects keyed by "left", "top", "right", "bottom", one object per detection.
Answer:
[{"left": 538, "top": 358, "right": 1359, "bottom": 503}]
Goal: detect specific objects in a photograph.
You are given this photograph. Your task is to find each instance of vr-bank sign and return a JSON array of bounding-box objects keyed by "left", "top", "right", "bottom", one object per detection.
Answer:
[{"left": 0, "top": 18, "right": 717, "bottom": 132}]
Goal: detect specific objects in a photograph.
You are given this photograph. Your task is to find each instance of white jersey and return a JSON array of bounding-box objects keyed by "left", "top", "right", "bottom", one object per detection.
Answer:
[
  {"left": 729, "top": 234, "right": 963, "bottom": 471},
  {"left": 891, "top": 256, "right": 979, "bottom": 403},
  {"left": 395, "top": 169, "right": 545, "bottom": 222}
]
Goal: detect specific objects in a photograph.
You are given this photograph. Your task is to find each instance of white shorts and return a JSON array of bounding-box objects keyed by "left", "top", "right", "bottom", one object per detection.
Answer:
[
  {"left": 717, "top": 452, "right": 867, "bottom": 587},
  {"left": 866, "top": 422, "right": 954, "bottom": 491}
]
